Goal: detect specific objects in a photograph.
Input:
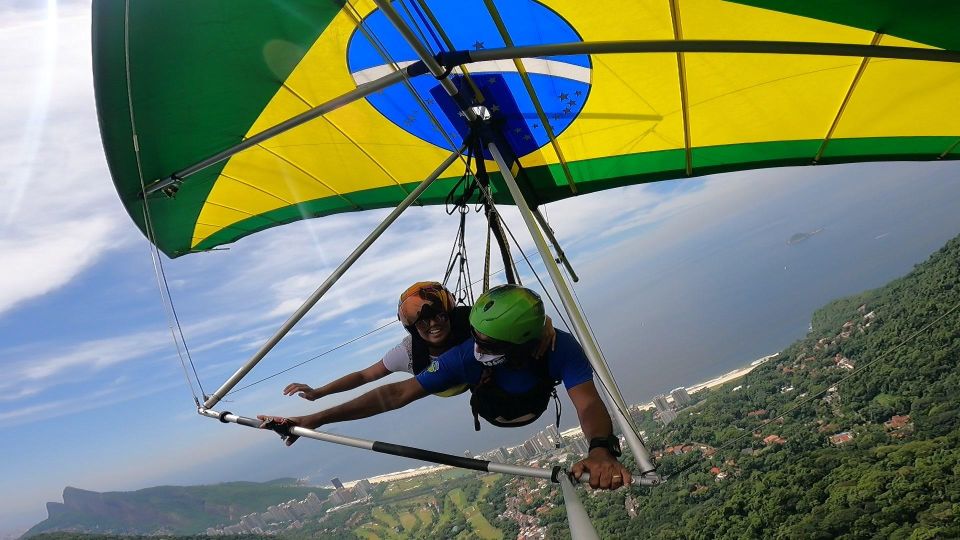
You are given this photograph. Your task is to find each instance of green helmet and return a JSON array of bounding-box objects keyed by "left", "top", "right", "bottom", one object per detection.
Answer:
[{"left": 469, "top": 285, "right": 545, "bottom": 345}]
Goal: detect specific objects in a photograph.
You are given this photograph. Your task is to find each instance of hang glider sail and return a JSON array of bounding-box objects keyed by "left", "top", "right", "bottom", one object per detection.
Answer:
[
  {"left": 93, "top": 3, "right": 960, "bottom": 536},
  {"left": 93, "top": 0, "right": 960, "bottom": 258}
]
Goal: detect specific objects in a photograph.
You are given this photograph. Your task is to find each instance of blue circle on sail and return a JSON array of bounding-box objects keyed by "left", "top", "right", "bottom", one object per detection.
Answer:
[{"left": 346, "top": 0, "right": 590, "bottom": 158}]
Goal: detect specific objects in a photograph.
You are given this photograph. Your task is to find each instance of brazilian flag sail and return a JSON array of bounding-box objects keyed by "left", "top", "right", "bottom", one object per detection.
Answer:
[{"left": 93, "top": 0, "right": 960, "bottom": 258}]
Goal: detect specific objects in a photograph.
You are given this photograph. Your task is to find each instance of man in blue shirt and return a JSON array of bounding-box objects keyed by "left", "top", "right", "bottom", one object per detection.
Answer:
[{"left": 260, "top": 285, "right": 632, "bottom": 490}]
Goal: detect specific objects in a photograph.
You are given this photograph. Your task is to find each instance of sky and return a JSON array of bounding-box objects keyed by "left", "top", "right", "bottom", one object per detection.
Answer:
[{"left": 2, "top": 1, "right": 960, "bottom": 536}]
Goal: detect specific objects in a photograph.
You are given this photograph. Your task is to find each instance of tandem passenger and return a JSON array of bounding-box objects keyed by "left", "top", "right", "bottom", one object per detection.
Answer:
[{"left": 260, "top": 285, "right": 631, "bottom": 490}]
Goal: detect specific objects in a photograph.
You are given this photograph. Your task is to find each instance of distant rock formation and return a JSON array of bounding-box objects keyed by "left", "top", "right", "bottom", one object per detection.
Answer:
[
  {"left": 787, "top": 227, "right": 824, "bottom": 245},
  {"left": 23, "top": 479, "right": 325, "bottom": 537}
]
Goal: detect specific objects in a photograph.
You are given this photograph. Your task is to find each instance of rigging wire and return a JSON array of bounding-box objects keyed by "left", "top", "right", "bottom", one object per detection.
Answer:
[
  {"left": 139, "top": 203, "right": 205, "bottom": 405},
  {"left": 665, "top": 297, "right": 960, "bottom": 481},
  {"left": 568, "top": 278, "right": 631, "bottom": 404},
  {"left": 123, "top": 0, "right": 204, "bottom": 406},
  {"left": 221, "top": 267, "right": 510, "bottom": 397},
  {"left": 397, "top": 0, "right": 444, "bottom": 56},
  {"left": 343, "top": 3, "right": 465, "bottom": 161},
  {"left": 224, "top": 320, "right": 398, "bottom": 397},
  {"left": 471, "top": 180, "right": 571, "bottom": 328},
  {"left": 442, "top": 205, "right": 477, "bottom": 305}
]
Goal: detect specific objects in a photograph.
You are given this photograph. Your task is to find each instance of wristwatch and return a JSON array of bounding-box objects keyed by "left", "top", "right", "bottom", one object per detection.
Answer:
[{"left": 588, "top": 435, "right": 622, "bottom": 457}]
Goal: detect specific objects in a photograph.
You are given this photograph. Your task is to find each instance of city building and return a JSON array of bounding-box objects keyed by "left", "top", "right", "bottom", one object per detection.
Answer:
[
  {"left": 536, "top": 431, "right": 554, "bottom": 451},
  {"left": 523, "top": 439, "right": 537, "bottom": 458},
  {"left": 514, "top": 444, "right": 530, "bottom": 460},
  {"left": 566, "top": 435, "right": 589, "bottom": 455},
  {"left": 652, "top": 394, "right": 671, "bottom": 413},
  {"left": 545, "top": 424, "right": 561, "bottom": 446},
  {"left": 659, "top": 409, "right": 678, "bottom": 425},
  {"left": 331, "top": 477, "right": 344, "bottom": 490},
  {"left": 353, "top": 480, "right": 372, "bottom": 498},
  {"left": 670, "top": 387, "right": 691, "bottom": 407}
]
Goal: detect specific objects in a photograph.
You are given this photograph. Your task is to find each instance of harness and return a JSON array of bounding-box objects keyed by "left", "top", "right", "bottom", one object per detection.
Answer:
[{"left": 469, "top": 353, "right": 562, "bottom": 432}]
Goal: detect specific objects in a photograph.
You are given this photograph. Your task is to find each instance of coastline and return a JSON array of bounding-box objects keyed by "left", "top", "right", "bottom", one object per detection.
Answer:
[
  {"left": 341, "top": 464, "right": 451, "bottom": 488},
  {"left": 341, "top": 353, "right": 779, "bottom": 487},
  {"left": 686, "top": 352, "right": 777, "bottom": 394},
  {"left": 634, "top": 353, "right": 778, "bottom": 410}
]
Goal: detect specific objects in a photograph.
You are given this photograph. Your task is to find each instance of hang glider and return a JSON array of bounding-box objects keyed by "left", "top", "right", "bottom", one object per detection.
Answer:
[
  {"left": 93, "top": 0, "right": 960, "bottom": 258},
  {"left": 93, "top": 2, "right": 960, "bottom": 537}
]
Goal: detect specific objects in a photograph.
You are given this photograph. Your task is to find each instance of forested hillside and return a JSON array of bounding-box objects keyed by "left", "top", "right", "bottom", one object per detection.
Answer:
[{"left": 538, "top": 234, "right": 960, "bottom": 538}]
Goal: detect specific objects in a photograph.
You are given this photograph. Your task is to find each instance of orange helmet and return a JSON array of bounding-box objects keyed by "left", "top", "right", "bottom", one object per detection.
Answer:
[{"left": 397, "top": 281, "right": 456, "bottom": 327}]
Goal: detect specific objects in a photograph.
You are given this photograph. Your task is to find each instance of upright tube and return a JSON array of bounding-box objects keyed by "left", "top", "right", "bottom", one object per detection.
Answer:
[
  {"left": 371, "top": 0, "right": 477, "bottom": 122},
  {"left": 558, "top": 474, "right": 601, "bottom": 540},
  {"left": 203, "top": 149, "right": 462, "bottom": 408},
  {"left": 486, "top": 142, "right": 658, "bottom": 475}
]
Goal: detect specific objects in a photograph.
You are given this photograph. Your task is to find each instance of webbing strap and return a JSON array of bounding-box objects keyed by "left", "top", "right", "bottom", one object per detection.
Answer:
[{"left": 483, "top": 218, "right": 492, "bottom": 293}]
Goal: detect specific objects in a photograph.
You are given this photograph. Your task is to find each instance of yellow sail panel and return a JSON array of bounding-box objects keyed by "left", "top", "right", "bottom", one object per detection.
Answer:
[
  {"left": 557, "top": 54, "right": 685, "bottom": 160},
  {"left": 683, "top": 52, "right": 861, "bottom": 148},
  {"left": 193, "top": 0, "right": 462, "bottom": 248},
  {"left": 832, "top": 35, "right": 960, "bottom": 141}
]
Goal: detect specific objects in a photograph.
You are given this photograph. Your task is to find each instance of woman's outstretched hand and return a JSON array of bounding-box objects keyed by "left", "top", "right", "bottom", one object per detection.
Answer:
[{"left": 283, "top": 382, "right": 323, "bottom": 401}]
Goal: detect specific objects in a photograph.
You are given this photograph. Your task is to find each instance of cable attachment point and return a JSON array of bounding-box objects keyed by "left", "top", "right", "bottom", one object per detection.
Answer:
[
  {"left": 434, "top": 50, "right": 472, "bottom": 79},
  {"left": 217, "top": 411, "right": 232, "bottom": 423},
  {"left": 161, "top": 175, "right": 182, "bottom": 198},
  {"left": 550, "top": 466, "right": 563, "bottom": 483}
]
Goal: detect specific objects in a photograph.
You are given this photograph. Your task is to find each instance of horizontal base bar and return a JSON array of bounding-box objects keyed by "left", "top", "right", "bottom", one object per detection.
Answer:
[{"left": 199, "top": 408, "right": 658, "bottom": 486}]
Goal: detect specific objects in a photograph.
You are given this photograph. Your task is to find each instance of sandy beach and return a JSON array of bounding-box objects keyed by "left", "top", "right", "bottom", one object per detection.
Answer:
[
  {"left": 342, "top": 464, "right": 451, "bottom": 488},
  {"left": 342, "top": 353, "right": 779, "bottom": 487}
]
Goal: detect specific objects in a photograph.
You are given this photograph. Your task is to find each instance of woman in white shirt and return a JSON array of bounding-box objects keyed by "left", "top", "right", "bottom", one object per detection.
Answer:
[{"left": 283, "top": 281, "right": 553, "bottom": 400}]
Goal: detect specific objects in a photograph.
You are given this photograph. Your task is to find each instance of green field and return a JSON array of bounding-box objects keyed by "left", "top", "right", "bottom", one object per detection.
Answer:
[
  {"left": 349, "top": 473, "right": 502, "bottom": 539},
  {"left": 448, "top": 488, "right": 501, "bottom": 540},
  {"left": 397, "top": 511, "right": 418, "bottom": 532},
  {"left": 416, "top": 507, "right": 434, "bottom": 529},
  {"left": 372, "top": 507, "right": 400, "bottom": 530}
]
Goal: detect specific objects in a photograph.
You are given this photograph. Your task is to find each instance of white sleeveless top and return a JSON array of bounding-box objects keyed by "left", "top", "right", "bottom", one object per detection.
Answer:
[{"left": 380, "top": 335, "right": 437, "bottom": 374}]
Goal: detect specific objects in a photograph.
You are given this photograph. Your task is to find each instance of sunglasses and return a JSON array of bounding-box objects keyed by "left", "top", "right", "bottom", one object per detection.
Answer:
[
  {"left": 413, "top": 304, "right": 450, "bottom": 330},
  {"left": 471, "top": 328, "right": 515, "bottom": 355}
]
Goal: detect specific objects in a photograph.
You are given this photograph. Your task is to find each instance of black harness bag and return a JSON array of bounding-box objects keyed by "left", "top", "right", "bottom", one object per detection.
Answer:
[{"left": 469, "top": 355, "right": 561, "bottom": 431}]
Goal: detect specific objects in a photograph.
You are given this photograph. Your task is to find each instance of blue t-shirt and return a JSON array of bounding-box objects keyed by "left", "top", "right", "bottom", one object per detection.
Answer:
[{"left": 416, "top": 330, "right": 593, "bottom": 394}]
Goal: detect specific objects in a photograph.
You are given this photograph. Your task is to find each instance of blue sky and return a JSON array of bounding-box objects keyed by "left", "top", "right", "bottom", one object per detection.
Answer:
[{"left": 3, "top": 2, "right": 960, "bottom": 536}]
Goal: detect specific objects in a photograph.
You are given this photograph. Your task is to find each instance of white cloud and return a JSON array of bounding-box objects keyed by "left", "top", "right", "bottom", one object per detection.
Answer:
[
  {"left": 0, "top": 372, "right": 192, "bottom": 429},
  {"left": 6, "top": 328, "right": 172, "bottom": 385},
  {"left": 0, "top": 215, "right": 119, "bottom": 313},
  {"left": 0, "top": 5, "right": 134, "bottom": 318}
]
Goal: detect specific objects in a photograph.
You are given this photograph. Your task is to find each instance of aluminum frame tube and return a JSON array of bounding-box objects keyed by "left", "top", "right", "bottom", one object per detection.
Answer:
[
  {"left": 371, "top": 0, "right": 478, "bottom": 123},
  {"left": 467, "top": 40, "right": 960, "bottom": 65},
  {"left": 558, "top": 474, "right": 601, "bottom": 540},
  {"left": 144, "top": 68, "right": 413, "bottom": 196},
  {"left": 199, "top": 408, "right": 376, "bottom": 451},
  {"left": 486, "top": 142, "right": 658, "bottom": 476},
  {"left": 203, "top": 149, "right": 462, "bottom": 408},
  {"left": 201, "top": 408, "right": 648, "bottom": 486},
  {"left": 532, "top": 207, "right": 579, "bottom": 282}
]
